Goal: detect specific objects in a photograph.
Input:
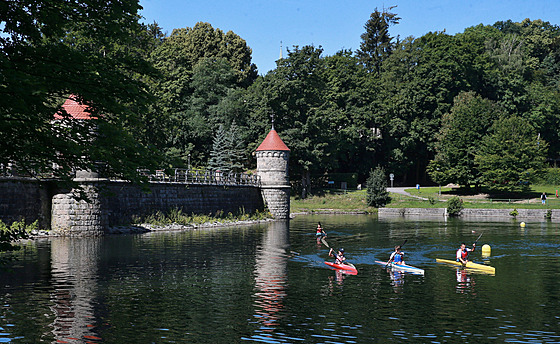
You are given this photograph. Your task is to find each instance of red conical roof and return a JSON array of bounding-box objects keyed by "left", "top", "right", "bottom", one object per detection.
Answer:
[
  {"left": 54, "top": 96, "right": 95, "bottom": 120},
  {"left": 256, "top": 129, "right": 290, "bottom": 151}
]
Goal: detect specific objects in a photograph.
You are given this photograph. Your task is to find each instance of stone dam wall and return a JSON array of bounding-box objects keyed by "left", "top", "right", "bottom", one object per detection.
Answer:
[
  {"left": 0, "top": 178, "right": 264, "bottom": 234},
  {"left": 0, "top": 178, "right": 53, "bottom": 229}
]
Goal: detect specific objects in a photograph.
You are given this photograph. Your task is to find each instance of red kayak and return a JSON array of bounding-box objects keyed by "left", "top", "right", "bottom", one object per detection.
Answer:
[{"left": 324, "top": 261, "right": 358, "bottom": 274}]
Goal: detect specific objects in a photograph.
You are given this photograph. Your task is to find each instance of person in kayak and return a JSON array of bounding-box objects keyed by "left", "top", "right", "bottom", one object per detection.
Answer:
[
  {"left": 387, "top": 245, "right": 405, "bottom": 265},
  {"left": 316, "top": 222, "right": 327, "bottom": 238},
  {"left": 456, "top": 242, "right": 476, "bottom": 264},
  {"left": 329, "top": 248, "right": 346, "bottom": 265}
]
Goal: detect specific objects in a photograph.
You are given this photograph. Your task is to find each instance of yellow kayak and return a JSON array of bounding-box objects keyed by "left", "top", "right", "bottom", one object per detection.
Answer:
[{"left": 436, "top": 258, "right": 496, "bottom": 274}]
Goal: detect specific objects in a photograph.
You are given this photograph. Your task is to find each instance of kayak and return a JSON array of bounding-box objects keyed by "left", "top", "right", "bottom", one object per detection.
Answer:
[
  {"left": 436, "top": 258, "right": 495, "bottom": 274},
  {"left": 324, "top": 261, "right": 358, "bottom": 274},
  {"left": 374, "top": 260, "right": 425, "bottom": 275}
]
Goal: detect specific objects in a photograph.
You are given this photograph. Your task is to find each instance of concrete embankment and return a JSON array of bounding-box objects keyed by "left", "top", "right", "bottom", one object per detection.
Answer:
[{"left": 379, "top": 207, "right": 560, "bottom": 222}]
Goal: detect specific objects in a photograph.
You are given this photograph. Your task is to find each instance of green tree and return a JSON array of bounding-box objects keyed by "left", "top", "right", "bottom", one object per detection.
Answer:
[
  {"left": 208, "top": 122, "right": 246, "bottom": 173},
  {"left": 322, "top": 50, "right": 378, "bottom": 179},
  {"left": 252, "top": 45, "right": 330, "bottom": 197},
  {"left": 377, "top": 32, "right": 463, "bottom": 183},
  {"left": 0, "top": 0, "right": 159, "bottom": 183},
  {"left": 357, "top": 6, "right": 400, "bottom": 74},
  {"left": 149, "top": 23, "right": 257, "bottom": 166},
  {"left": 475, "top": 116, "right": 548, "bottom": 192},
  {"left": 208, "top": 124, "right": 229, "bottom": 173},
  {"left": 428, "top": 92, "right": 501, "bottom": 188},
  {"left": 366, "top": 166, "right": 390, "bottom": 207}
]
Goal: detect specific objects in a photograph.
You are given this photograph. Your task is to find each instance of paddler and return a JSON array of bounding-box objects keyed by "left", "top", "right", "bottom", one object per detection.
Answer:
[
  {"left": 329, "top": 248, "right": 346, "bottom": 265},
  {"left": 456, "top": 242, "right": 476, "bottom": 265},
  {"left": 316, "top": 222, "right": 327, "bottom": 238},
  {"left": 387, "top": 245, "right": 405, "bottom": 265}
]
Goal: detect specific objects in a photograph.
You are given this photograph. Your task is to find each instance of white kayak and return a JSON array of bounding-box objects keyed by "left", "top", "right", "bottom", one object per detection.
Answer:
[{"left": 374, "top": 260, "right": 425, "bottom": 275}]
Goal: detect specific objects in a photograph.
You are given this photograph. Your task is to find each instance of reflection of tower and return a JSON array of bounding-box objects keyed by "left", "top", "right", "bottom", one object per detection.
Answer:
[
  {"left": 50, "top": 237, "right": 102, "bottom": 342},
  {"left": 255, "top": 127, "right": 290, "bottom": 219},
  {"left": 252, "top": 221, "right": 289, "bottom": 333}
]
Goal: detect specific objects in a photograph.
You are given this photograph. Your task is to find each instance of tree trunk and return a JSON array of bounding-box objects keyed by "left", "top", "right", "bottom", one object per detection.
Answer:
[
  {"left": 301, "top": 170, "right": 311, "bottom": 198},
  {"left": 301, "top": 173, "right": 307, "bottom": 199}
]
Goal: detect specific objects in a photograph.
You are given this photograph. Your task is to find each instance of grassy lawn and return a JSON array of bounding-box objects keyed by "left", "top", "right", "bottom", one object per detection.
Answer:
[
  {"left": 290, "top": 189, "right": 376, "bottom": 213},
  {"left": 291, "top": 185, "right": 560, "bottom": 212}
]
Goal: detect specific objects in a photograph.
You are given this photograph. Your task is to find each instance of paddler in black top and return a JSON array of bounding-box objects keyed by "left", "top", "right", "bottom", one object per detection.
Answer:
[{"left": 329, "top": 248, "right": 346, "bottom": 265}]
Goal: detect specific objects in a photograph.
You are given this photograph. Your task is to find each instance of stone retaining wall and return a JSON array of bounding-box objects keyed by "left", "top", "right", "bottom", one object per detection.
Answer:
[
  {"left": 0, "top": 178, "right": 265, "bottom": 234},
  {"left": 102, "top": 181, "right": 265, "bottom": 226},
  {"left": 0, "top": 178, "right": 52, "bottom": 228},
  {"left": 379, "top": 207, "right": 560, "bottom": 221},
  {"left": 50, "top": 181, "right": 265, "bottom": 234}
]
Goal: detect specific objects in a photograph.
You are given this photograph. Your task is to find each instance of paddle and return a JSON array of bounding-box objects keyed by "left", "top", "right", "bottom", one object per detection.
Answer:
[
  {"left": 474, "top": 232, "right": 483, "bottom": 245},
  {"left": 321, "top": 236, "right": 330, "bottom": 248},
  {"left": 472, "top": 232, "right": 483, "bottom": 251}
]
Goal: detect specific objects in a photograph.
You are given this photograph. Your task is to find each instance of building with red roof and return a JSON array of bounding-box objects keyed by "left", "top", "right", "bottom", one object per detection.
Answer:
[
  {"left": 255, "top": 127, "right": 290, "bottom": 219},
  {"left": 256, "top": 129, "right": 290, "bottom": 152},
  {"left": 53, "top": 96, "right": 95, "bottom": 120}
]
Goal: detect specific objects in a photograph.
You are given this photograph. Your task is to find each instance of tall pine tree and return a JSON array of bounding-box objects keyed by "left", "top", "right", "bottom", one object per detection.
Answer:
[
  {"left": 208, "top": 122, "right": 246, "bottom": 173},
  {"left": 366, "top": 166, "right": 391, "bottom": 207},
  {"left": 357, "top": 6, "right": 400, "bottom": 74}
]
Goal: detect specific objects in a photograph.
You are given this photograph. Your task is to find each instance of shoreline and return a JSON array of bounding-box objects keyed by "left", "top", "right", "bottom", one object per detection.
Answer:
[
  {"left": 27, "top": 205, "right": 558, "bottom": 238},
  {"left": 29, "top": 218, "right": 276, "bottom": 237}
]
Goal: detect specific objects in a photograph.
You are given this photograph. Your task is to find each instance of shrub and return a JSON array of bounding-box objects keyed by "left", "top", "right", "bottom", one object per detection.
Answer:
[
  {"left": 0, "top": 219, "right": 34, "bottom": 251},
  {"left": 509, "top": 209, "right": 518, "bottom": 217},
  {"left": 447, "top": 196, "right": 463, "bottom": 217},
  {"left": 366, "top": 166, "right": 391, "bottom": 207}
]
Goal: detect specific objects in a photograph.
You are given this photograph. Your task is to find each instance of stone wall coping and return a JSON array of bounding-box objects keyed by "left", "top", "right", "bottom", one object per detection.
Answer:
[{"left": 259, "top": 185, "right": 291, "bottom": 189}]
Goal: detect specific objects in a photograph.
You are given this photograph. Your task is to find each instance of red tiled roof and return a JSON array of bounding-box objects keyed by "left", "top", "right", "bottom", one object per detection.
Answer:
[
  {"left": 256, "top": 129, "right": 290, "bottom": 151},
  {"left": 54, "top": 96, "right": 95, "bottom": 120}
]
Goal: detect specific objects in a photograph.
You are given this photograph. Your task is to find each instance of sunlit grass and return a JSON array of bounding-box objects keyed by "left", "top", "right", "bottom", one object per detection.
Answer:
[
  {"left": 291, "top": 185, "right": 560, "bottom": 212},
  {"left": 291, "top": 189, "right": 376, "bottom": 213}
]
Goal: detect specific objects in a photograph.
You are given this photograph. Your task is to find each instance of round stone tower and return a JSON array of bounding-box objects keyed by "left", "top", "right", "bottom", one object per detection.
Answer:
[{"left": 255, "top": 127, "right": 290, "bottom": 219}]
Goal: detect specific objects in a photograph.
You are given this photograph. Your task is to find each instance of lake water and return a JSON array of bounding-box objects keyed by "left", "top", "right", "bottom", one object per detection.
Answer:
[{"left": 0, "top": 214, "right": 559, "bottom": 343}]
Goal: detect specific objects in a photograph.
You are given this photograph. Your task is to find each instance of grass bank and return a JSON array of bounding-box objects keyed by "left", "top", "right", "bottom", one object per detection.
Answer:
[
  {"left": 291, "top": 185, "right": 560, "bottom": 213},
  {"left": 291, "top": 189, "right": 376, "bottom": 213}
]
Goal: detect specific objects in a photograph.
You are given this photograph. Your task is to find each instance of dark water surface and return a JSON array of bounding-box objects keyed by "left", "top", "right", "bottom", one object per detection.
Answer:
[{"left": 0, "top": 215, "right": 559, "bottom": 343}]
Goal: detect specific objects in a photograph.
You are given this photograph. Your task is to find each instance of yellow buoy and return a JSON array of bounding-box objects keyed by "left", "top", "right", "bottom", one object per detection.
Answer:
[
  {"left": 520, "top": 222, "right": 526, "bottom": 228},
  {"left": 481, "top": 244, "right": 491, "bottom": 257}
]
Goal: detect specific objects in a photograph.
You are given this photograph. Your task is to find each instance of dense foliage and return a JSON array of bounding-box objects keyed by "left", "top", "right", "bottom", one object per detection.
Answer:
[
  {"left": 2, "top": 3, "right": 559, "bottom": 197},
  {"left": 0, "top": 0, "right": 161, "bottom": 182}
]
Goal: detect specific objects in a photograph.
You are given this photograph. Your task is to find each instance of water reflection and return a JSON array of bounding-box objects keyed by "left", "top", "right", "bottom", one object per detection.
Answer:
[
  {"left": 455, "top": 269, "right": 476, "bottom": 294},
  {"left": 251, "top": 221, "right": 290, "bottom": 338},
  {"left": 326, "top": 268, "right": 353, "bottom": 291},
  {"left": 389, "top": 270, "right": 405, "bottom": 293},
  {"left": 50, "top": 237, "right": 102, "bottom": 343}
]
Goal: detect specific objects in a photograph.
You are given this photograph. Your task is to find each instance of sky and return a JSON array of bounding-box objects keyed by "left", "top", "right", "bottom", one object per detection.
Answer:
[{"left": 139, "top": 0, "right": 560, "bottom": 75}]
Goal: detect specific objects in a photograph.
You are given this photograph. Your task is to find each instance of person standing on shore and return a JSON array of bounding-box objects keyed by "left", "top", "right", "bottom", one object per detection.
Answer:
[{"left": 541, "top": 192, "right": 547, "bottom": 205}]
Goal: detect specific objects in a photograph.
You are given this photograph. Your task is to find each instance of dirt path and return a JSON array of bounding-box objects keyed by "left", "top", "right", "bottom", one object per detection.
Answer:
[{"left": 387, "top": 187, "right": 429, "bottom": 200}]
